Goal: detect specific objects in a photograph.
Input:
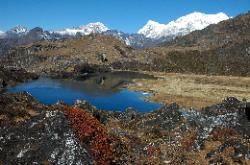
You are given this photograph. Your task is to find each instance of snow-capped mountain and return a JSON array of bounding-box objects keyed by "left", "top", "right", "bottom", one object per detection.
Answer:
[
  {"left": 8, "top": 25, "right": 28, "bottom": 35},
  {"left": 0, "top": 12, "right": 231, "bottom": 52},
  {"left": 52, "top": 22, "right": 109, "bottom": 36},
  {"left": 51, "top": 23, "right": 156, "bottom": 48},
  {"left": 138, "top": 12, "right": 230, "bottom": 39},
  {"left": 0, "top": 26, "right": 52, "bottom": 56}
]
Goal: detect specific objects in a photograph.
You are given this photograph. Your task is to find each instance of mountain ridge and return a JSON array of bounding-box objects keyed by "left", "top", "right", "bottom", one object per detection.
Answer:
[
  {"left": 0, "top": 11, "right": 230, "bottom": 49},
  {"left": 138, "top": 12, "right": 230, "bottom": 39},
  {"left": 52, "top": 22, "right": 109, "bottom": 36}
]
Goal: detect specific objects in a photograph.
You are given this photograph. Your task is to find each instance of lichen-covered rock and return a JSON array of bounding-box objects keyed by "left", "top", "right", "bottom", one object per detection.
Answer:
[
  {"left": 0, "top": 92, "right": 250, "bottom": 164},
  {"left": 0, "top": 93, "right": 93, "bottom": 165}
]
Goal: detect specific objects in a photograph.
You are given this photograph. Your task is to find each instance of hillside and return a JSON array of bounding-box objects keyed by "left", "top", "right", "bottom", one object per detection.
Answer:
[
  {"left": 134, "top": 11, "right": 250, "bottom": 76},
  {"left": 1, "top": 34, "right": 136, "bottom": 74}
]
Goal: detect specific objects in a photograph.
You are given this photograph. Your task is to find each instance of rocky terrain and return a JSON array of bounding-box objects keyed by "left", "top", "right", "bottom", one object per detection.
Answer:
[
  {"left": 0, "top": 66, "right": 249, "bottom": 165},
  {"left": 0, "top": 10, "right": 250, "bottom": 165},
  {"left": 0, "top": 65, "right": 249, "bottom": 164},
  {"left": 0, "top": 92, "right": 250, "bottom": 165},
  {"left": 0, "top": 34, "right": 135, "bottom": 75},
  {"left": 0, "top": 92, "right": 93, "bottom": 165}
]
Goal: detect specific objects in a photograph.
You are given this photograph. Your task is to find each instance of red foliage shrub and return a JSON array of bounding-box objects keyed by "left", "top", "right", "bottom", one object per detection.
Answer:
[
  {"left": 146, "top": 145, "right": 160, "bottom": 157},
  {"left": 210, "top": 127, "right": 239, "bottom": 140},
  {"left": 181, "top": 128, "right": 198, "bottom": 151},
  {"left": 64, "top": 107, "right": 112, "bottom": 165}
]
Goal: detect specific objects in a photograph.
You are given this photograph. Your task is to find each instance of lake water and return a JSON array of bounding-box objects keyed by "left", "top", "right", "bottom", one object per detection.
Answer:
[{"left": 7, "top": 72, "right": 162, "bottom": 112}]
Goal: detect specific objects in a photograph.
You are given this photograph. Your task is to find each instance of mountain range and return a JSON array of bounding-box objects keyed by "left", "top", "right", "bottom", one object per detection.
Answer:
[
  {"left": 0, "top": 12, "right": 229, "bottom": 54},
  {"left": 1, "top": 11, "right": 250, "bottom": 77},
  {"left": 1, "top": 9, "right": 250, "bottom": 165},
  {"left": 138, "top": 12, "right": 229, "bottom": 39}
]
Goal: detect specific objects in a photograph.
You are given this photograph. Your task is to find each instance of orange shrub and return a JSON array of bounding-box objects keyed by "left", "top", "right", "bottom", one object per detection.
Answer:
[
  {"left": 64, "top": 107, "right": 112, "bottom": 165},
  {"left": 180, "top": 128, "right": 198, "bottom": 151},
  {"left": 146, "top": 145, "right": 160, "bottom": 157},
  {"left": 210, "top": 127, "right": 239, "bottom": 140}
]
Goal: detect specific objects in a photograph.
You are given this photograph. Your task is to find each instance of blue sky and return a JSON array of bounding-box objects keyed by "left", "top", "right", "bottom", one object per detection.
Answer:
[{"left": 0, "top": 0, "right": 249, "bottom": 33}]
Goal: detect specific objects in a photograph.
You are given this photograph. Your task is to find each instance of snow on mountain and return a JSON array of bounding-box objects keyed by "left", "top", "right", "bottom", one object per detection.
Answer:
[
  {"left": 0, "top": 12, "right": 230, "bottom": 48},
  {"left": 8, "top": 25, "right": 28, "bottom": 35},
  {"left": 138, "top": 12, "right": 230, "bottom": 39},
  {"left": 137, "top": 20, "right": 167, "bottom": 39},
  {"left": 53, "top": 22, "right": 109, "bottom": 36}
]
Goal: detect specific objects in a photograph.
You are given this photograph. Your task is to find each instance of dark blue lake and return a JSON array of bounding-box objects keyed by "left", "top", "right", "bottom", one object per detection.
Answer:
[{"left": 7, "top": 72, "right": 162, "bottom": 112}]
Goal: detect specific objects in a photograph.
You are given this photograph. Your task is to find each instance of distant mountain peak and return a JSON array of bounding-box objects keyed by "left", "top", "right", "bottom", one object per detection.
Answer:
[
  {"left": 138, "top": 20, "right": 166, "bottom": 39},
  {"left": 9, "top": 25, "right": 28, "bottom": 34},
  {"left": 81, "top": 22, "right": 107, "bottom": 28},
  {"left": 53, "top": 22, "right": 109, "bottom": 36},
  {"left": 146, "top": 20, "right": 160, "bottom": 25},
  {"left": 172, "top": 11, "right": 229, "bottom": 24},
  {"left": 138, "top": 12, "right": 230, "bottom": 39}
]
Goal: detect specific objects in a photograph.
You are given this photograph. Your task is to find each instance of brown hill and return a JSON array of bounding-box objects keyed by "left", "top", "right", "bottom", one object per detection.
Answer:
[{"left": 1, "top": 34, "right": 137, "bottom": 73}]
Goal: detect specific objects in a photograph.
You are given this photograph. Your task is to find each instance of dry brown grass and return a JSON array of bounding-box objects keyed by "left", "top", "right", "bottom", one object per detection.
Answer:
[
  {"left": 129, "top": 72, "right": 250, "bottom": 109},
  {"left": 187, "top": 139, "right": 250, "bottom": 165},
  {"left": 185, "top": 140, "right": 221, "bottom": 165},
  {"left": 27, "top": 109, "right": 39, "bottom": 117}
]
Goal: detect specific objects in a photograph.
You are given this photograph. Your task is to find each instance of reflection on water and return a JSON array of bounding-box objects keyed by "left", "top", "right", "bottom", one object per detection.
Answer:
[{"left": 7, "top": 71, "right": 161, "bottom": 112}]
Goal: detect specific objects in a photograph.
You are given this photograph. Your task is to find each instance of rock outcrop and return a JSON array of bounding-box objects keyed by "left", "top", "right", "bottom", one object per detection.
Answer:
[
  {"left": 0, "top": 92, "right": 93, "bottom": 165},
  {"left": 0, "top": 67, "right": 38, "bottom": 91},
  {"left": 0, "top": 92, "right": 249, "bottom": 164}
]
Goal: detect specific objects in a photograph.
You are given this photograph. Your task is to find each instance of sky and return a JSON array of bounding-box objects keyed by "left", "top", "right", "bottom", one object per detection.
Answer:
[{"left": 0, "top": 0, "right": 250, "bottom": 33}]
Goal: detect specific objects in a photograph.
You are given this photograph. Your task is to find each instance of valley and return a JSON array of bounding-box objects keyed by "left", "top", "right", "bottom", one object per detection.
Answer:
[{"left": 0, "top": 9, "right": 250, "bottom": 165}]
